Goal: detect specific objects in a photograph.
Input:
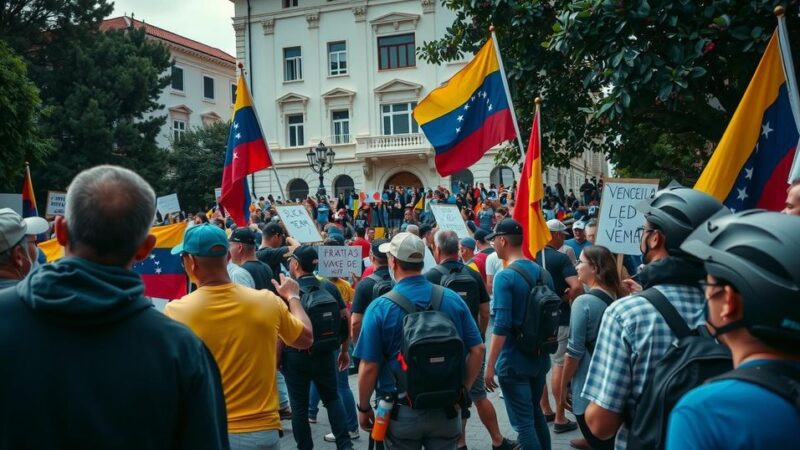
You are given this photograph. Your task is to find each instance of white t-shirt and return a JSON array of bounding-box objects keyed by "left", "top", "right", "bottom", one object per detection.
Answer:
[
  {"left": 227, "top": 262, "right": 255, "bottom": 288},
  {"left": 485, "top": 251, "right": 504, "bottom": 277},
  {"left": 423, "top": 247, "right": 436, "bottom": 274}
]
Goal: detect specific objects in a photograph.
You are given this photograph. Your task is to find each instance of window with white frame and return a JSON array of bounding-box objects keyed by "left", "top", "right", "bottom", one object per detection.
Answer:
[
  {"left": 381, "top": 102, "right": 418, "bottom": 135},
  {"left": 331, "top": 110, "right": 350, "bottom": 144},
  {"left": 284, "top": 47, "right": 302, "bottom": 82},
  {"left": 171, "top": 66, "right": 184, "bottom": 91},
  {"left": 328, "top": 41, "right": 347, "bottom": 76},
  {"left": 172, "top": 119, "right": 187, "bottom": 141},
  {"left": 203, "top": 75, "right": 215, "bottom": 100},
  {"left": 283, "top": 0, "right": 298, "bottom": 7},
  {"left": 287, "top": 114, "right": 304, "bottom": 147}
]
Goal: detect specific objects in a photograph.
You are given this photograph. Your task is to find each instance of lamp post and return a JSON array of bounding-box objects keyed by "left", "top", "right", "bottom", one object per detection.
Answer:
[{"left": 307, "top": 141, "right": 335, "bottom": 198}]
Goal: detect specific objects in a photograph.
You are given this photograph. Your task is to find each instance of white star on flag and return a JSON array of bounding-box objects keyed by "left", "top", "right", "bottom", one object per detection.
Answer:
[
  {"left": 471, "top": 95, "right": 476, "bottom": 102},
  {"left": 736, "top": 187, "right": 749, "bottom": 201},
  {"left": 482, "top": 91, "right": 487, "bottom": 98},
  {"left": 456, "top": 127, "right": 461, "bottom": 133},
  {"left": 233, "top": 122, "right": 239, "bottom": 130},
  {"left": 488, "top": 104, "right": 493, "bottom": 111},
  {"left": 155, "top": 268, "right": 162, "bottom": 274},
  {"left": 464, "top": 104, "right": 470, "bottom": 111},
  {"left": 457, "top": 115, "right": 464, "bottom": 122},
  {"left": 233, "top": 151, "right": 239, "bottom": 159},
  {"left": 761, "top": 122, "right": 773, "bottom": 139},
  {"left": 236, "top": 132, "right": 242, "bottom": 140},
  {"left": 149, "top": 254, "right": 155, "bottom": 260},
  {"left": 744, "top": 167, "right": 754, "bottom": 180}
]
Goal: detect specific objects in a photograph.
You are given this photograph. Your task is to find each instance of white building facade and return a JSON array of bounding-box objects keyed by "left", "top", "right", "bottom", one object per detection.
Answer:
[
  {"left": 231, "top": 0, "right": 606, "bottom": 202},
  {"left": 102, "top": 16, "right": 238, "bottom": 149}
]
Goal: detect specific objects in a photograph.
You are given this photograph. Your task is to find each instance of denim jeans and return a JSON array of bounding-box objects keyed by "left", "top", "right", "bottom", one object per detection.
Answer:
[
  {"left": 282, "top": 349, "right": 352, "bottom": 450},
  {"left": 229, "top": 429, "right": 280, "bottom": 450},
  {"left": 308, "top": 351, "right": 357, "bottom": 432},
  {"left": 277, "top": 371, "right": 289, "bottom": 409},
  {"left": 498, "top": 372, "right": 551, "bottom": 450}
]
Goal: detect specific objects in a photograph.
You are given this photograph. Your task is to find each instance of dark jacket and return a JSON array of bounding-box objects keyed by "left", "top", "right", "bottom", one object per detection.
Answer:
[{"left": 0, "top": 257, "right": 229, "bottom": 450}]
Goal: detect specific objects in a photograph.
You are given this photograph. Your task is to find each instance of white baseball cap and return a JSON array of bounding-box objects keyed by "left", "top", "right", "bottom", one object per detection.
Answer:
[
  {"left": 378, "top": 232, "right": 426, "bottom": 263},
  {"left": 0, "top": 208, "right": 49, "bottom": 253},
  {"left": 573, "top": 221, "right": 587, "bottom": 230},
  {"left": 546, "top": 219, "right": 569, "bottom": 235}
]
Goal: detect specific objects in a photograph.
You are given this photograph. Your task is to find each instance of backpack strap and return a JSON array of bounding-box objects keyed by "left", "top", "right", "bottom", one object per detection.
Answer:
[
  {"left": 434, "top": 265, "right": 450, "bottom": 277},
  {"left": 429, "top": 285, "right": 445, "bottom": 311},
  {"left": 707, "top": 364, "right": 800, "bottom": 409},
  {"left": 507, "top": 261, "right": 537, "bottom": 289},
  {"left": 587, "top": 289, "right": 614, "bottom": 306},
  {"left": 367, "top": 273, "right": 384, "bottom": 284},
  {"left": 383, "top": 290, "right": 417, "bottom": 315},
  {"left": 639, "top": 287, "right": 691, "bottom": 339}
]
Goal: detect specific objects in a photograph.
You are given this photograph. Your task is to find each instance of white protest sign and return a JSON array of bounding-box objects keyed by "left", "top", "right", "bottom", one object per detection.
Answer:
[
  {"left": 275, "top": 204, "right": 323, "bottom": 243},
  {"left": 317, "top": 246, "right": 363, "bottom": 278},
  {"left": 0, "top": 194, "right": 22, "bottom": 215},
  {"left": 595, "top": 178, "right": 660, "bottom": 255},
  {"left": 429, "top": 204, "right": 469, "bottom": 238},
  {"left": 46, "top": 191, "right": 67, "bottom": 216},
  {"left": 214, "top": 188, "right": 222, "bottom": 201},
  {"left": 156, "top": 194, "right": 182, "bottom": 215}
]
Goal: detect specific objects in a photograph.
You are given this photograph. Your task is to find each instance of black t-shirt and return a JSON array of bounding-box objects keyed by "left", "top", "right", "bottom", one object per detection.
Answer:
[
  {"left": 256, "top": 246, "right": 289, "bottom": 283},
  {"left": 536, "top": 246, "right": 577, "bottom": 326},
  {"left": 241, "top": 260, "right": 276, "bottom": 294},
  {"left": 424, "top": 260, "right": 489, "bottom": 324},
  {"left": 351, "top": 266, "right": 391, "bottom": 315}
]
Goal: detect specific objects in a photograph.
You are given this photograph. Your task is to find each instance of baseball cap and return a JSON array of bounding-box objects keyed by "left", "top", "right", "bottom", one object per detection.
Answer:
[
  {"left": 573, "top": 221, "right": 587, "bottom": 230},
  {"left": 229, "top": 227, "right": 256, "bottom": 246},
  {"left": 326, "top": 234, "right": 345, "bottom": 245},
  {"left": 371, "top": 238, "right": 389, "bottom": 260},
  {"left": 485, "top": 218, "right": 523, "bottom": 240},
  {"left": 0, "top": 208, "right": 48, "bottom": 253},
  {"left": 171, "top": 223, "right": 229, "bottom": 257},
  {"left": 547, "top": 219, "right": 569, "bottom": 235},
  {"left": 260, "top": 222, "right": 285, "bottom": 237},
  {"left": 378, "top": 232, "right": 426, "bottom": 263},
  {"left": 473, "top": 229, "right": 489, "bottom": 243},
  {"left": 460, "top": 237, "right": 477, "bottom": 250},
  {"left": 289, "top": 245, "right": 318, "bottom": 272}
]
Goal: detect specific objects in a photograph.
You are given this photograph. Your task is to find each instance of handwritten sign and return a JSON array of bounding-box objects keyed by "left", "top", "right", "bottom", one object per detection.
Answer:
[
  {"left": 156, "top": 193, "right": 181, "bottom": 215},
  {"left": 46, "top": 191, "right": 67, "bottom": 216},
  {"left": 317, "top": 246, "right": 363, "bottom": 278},
  {"left": 595, "top": 178, "right": 659, "bottom": 255},
  {"left": 274, "top": 205, "right": 323, "bottom": 243},
  {"left": 214, "top": 188, "right": 222, "bottom": 201},
  {"left": 429, "top": 204, "right": 469, "bottom": 238}
]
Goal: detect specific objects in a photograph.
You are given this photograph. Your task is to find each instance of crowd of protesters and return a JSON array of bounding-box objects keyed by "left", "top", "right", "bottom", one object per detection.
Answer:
[{"left": 0, "top": 165, "right": 798, "bottom": 450}]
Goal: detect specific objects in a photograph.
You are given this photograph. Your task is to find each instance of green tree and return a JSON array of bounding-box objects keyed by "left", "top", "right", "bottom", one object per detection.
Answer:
[
  {"left": 0, "top": 40, "right": 52, "bottom": 191},
  {"left": 166, "top": 122, "right": 229, "bottom": 213}
]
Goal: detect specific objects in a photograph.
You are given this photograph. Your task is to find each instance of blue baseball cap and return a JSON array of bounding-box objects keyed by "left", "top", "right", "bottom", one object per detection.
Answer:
[
  {"left": 460, "top": 237, "right": 476, "bottom": 250},
  {"left": 171, "top": 223, "right": 229, "bottom": 257}
]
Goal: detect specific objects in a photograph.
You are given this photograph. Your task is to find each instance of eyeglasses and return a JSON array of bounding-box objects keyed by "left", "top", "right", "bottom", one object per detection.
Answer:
[
  {"left": 638, "top": 226, "right": 659, "bottom": 234},
  {"left": 698, "top": 279, "right": 728, "bottom": 299}
]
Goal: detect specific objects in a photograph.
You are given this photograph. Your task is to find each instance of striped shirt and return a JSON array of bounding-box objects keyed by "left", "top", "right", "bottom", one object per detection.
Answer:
[{"left": 581, "top": 284, "right": 706, "bottom": 450}]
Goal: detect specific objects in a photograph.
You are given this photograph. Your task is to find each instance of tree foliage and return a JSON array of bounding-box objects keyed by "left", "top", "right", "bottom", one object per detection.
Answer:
[
  {"left": 0, "top": 40, "right": 52, "bottom": 191},
  {"left": 419, "top": 0, "right": 800, "bottom": 183},
  {"left": 166, "top": 122, "right": 229, "bottom": 214}
]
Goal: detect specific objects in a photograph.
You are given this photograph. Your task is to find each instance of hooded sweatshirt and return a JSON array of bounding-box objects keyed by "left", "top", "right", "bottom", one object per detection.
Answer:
[{"left": 0, "top": 257, "right": 229, "bottom": 450}]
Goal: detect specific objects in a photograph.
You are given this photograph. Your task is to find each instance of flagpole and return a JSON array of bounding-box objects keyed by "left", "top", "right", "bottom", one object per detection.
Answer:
[
  {"left": 490, "top": 26, "right": 527, "bottom": 155},
  {"left": 238, "top": 63, "right": 288, "bottom": 201},
  {"left": 775, "top": 6, "right": 800, "bottom": 183}
]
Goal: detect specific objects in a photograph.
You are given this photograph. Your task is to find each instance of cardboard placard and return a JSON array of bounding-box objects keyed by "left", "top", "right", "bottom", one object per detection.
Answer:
[
  {"left": 0, "top": 194, "right": 22, "bottom": 215},
  {"left": 46, "top": 191, "right": 67, "bottom": 216},
  {"left": 156, "top": 193, "right": 182, "bottom": 215},
  {"left": 214, "top": 188, "right": 222, "bottom": 201},
  {"left": 595, "top": 178, "right": 660, "bottom": 255},
  {"left": 317, "top": 246, "right": 363, "bottom": 278},
  {"left": 358, "top": 191, "right": 381, "bottom": 204},
  {"left": 274, "top": 204, "right": 323, "bottom": 243},
  {"left": 429, "top": 204, "right": 469, "bottom": 238}
]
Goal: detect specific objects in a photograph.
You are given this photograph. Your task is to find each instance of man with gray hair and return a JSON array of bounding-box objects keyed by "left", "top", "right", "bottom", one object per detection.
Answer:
[
  {"left": 0, "top": 165, "right": 229, "bottom": 449},
  {"left": 0, "top": 208, "right": 48, "bottom": 289}
]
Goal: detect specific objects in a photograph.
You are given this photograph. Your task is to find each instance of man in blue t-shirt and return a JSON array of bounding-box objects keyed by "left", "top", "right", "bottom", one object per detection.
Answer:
[
  {"left": 354, "top": 232, "right": 484, "bottom": 449},
  {"left": 564, "top": 221, "right": 592, "bottom": 258},
  {"left": 666, "top": 211, "right": 800, "bottom": 450},
  {"left": 484, "top": 218, "right": 555, "bottom": 450}
]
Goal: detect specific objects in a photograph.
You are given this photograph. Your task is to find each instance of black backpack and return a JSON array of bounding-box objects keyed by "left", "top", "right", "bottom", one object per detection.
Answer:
[
  {"left": 584, "top": 289, "right": 614, "bottom": 354},
  {"left": 708, "top": 363, "right": 800, "bottom": 409},
  {"left": 627, "top": 288, "right": 733, "bottom": 450},
  {"left": 435, "top": 264, "right": 480, "bottom": 319},
  {"left": 300, "top": 280, "right": 343, "bottom": 355},
  {"left": 367, "top": 272, "right": 393, "bottom": 300},
  {"left": 506, "top": 262, "right": 562, "bottom": 356},
  {"left": 384, "top": 285, "right": 465, "bottom": 409}
]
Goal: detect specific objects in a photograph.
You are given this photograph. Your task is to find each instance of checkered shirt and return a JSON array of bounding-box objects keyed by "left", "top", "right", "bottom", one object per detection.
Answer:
[{"left": 581, "top": 284, "right": 706, "bottom": 450}]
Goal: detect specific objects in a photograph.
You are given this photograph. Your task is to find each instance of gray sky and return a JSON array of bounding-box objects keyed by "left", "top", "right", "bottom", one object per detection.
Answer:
[{"left": 111, "top": 0, "right": 236, "bottom": 55}]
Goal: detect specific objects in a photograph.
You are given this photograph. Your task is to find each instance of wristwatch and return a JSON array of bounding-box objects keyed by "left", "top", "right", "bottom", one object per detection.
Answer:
[
  {"left": 287, "top": 295, "right": 301, "bottom": 303},
  {"left": 357, "top": 403, "right": 372, "bottom": 413}
]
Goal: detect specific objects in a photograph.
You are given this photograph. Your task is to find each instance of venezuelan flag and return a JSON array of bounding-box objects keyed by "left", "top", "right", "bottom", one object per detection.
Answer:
[
  {"left": 695, "top": 23, "right": 800, "bottom": 212},
  {"left": 413, "top": 37, "right": 517, "bottom": 176},
  {"left": 514, "top": 105, "right": 551, "bottom": 259},
  {"left": 22, "top": 164, "right": 37, "bottom": 218},
  {"left": 220, "top": 73, "right": 272, "bottom": 226},
  {"left": 38, "top": 223, "right": 188, "bottom": 299}
]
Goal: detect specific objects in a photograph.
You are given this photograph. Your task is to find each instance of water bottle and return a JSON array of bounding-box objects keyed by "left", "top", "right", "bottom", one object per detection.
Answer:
[{"left": 370, "top": 397, "right": 394, "bottom": 441}]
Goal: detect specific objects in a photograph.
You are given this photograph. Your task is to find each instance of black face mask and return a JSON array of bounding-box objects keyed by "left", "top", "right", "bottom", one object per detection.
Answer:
[{"left": 704, "top": 302, "right": 746, "bottom": 338}]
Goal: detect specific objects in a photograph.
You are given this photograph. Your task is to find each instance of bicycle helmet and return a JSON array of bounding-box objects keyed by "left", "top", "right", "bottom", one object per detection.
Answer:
[
  {"left": 681, "top": 210, "right": 800, "bottom": 351},
  {"left": 635, "top": 187, "right": 728, "bottom": 255}
]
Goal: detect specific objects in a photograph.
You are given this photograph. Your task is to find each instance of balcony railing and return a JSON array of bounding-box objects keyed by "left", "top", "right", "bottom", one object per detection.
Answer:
[{"left": 360, "top": 133, "right": 428, "bottom": 151}]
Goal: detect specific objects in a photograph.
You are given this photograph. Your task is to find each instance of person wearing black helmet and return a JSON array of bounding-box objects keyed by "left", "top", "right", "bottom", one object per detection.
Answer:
[
  {"left": 665, "top": 210, "right": 800, "bottom": 450},
  {"left": 582, "top": 187, "right": 728, "bottom": 449}
]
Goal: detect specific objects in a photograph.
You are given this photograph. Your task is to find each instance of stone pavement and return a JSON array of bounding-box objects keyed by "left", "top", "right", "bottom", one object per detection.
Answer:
[{"left": 280, "top": 372, "right": 582, "bottom": 450}]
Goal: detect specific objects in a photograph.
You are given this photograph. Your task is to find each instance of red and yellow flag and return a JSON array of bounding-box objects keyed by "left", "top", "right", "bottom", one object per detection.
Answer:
[{"left": 513, "top": 103, "right": 551, "bottom": 259}]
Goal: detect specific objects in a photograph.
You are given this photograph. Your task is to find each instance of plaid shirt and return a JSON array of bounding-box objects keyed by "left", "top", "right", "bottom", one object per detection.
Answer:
[{"left": 581, "top": 284, "right": 706, "bottom": 450}]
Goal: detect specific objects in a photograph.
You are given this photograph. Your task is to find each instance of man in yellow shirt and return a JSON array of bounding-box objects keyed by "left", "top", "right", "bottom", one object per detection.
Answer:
[{"left": 165, "top": 224, "right": 313, "bottom": 450}]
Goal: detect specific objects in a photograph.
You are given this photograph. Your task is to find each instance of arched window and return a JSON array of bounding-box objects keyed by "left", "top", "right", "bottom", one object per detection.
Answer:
[
  {"left": 450, "top": 169, "right": 474, "bottom": 192},
  {"left": 334, "top": 175, "right": 355, "bottom": 199},
  {"left": 490, "top": 166, "right": 515, "bottom": 188},
  {"left": 287, "top": 178, "right": 309, "bottom": 202}
]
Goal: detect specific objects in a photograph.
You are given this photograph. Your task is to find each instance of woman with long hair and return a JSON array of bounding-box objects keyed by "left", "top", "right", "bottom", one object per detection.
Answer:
[{"left": 560, "top": 245, "right": 623, "bottom": 450}]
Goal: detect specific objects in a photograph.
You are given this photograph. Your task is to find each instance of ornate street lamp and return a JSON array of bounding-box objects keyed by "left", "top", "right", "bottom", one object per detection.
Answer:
[{"left": 307, "top": 141, "right": 335, "bottom": 197}]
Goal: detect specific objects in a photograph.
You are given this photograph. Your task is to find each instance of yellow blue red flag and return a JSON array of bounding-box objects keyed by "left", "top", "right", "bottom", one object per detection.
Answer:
[
  {"left": 695, "top": 20, "right": 800, "bottom": 211},
  {"left": 22, "top": 164, "right": 37, "bottom": 218},
  {"left": 413, "top": 37, "right": 517, "bottom": 176},
  {"left": 513, "top": 105, "right": 551, "bottom": 259}
]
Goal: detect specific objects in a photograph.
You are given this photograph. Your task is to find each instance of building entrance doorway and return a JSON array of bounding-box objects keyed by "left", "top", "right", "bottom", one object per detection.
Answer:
[{"left": 384, "top": 171, "right": 423, "bottom": 190}]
